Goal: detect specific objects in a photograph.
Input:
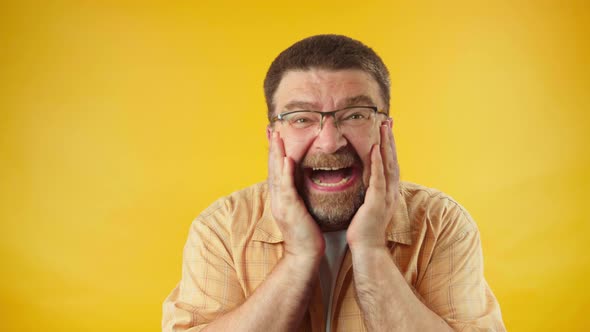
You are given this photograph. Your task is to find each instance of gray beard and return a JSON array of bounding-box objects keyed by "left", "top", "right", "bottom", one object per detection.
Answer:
[
  {"left": 295, "top": 147, "right": 366, "bottom": 232},
  {"left": 301, "top": 183, "right": 366, "bottom": 232}
]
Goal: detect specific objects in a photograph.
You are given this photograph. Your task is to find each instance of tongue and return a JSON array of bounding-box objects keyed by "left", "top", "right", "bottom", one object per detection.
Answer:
[{"left": 312, "top": 169, "right": 348, "bottom": 183}]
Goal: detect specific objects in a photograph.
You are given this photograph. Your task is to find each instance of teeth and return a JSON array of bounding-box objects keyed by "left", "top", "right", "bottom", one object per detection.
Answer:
[
  {"left": 312, "top": 176, "right": 351, "bottom": 187},
  {"left": 312, "top": 167, "right": 346, "bottom": 171}
]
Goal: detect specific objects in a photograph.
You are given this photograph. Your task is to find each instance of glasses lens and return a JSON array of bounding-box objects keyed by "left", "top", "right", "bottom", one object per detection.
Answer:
[
  {"left": 276, "top": 108, "right": 378, "bottom": 142},
  {"left": 283, "top": 111, "right": 321, "bottom": 129},
  {"left": 280, "top": 111, "right": 320, "bottom": 142},
  {"left": 336, "top": 107, "right": 375, "bottom": 128}
]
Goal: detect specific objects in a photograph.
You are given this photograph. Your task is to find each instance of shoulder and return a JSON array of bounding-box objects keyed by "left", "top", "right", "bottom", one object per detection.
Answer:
[
  {"left": 188, "top": 182, "right": 271, "bottom": 244},
  {"left": 400, "top": 181, "right": 478, "bottom": 247},
  {"left": 197, "top": 182, "right": 269, "bottom": 220}
]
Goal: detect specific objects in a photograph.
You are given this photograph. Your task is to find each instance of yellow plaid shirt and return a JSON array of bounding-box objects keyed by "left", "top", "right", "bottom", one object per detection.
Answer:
[{"left": 162, "top": 181, "right": 505, "bottom": 331}]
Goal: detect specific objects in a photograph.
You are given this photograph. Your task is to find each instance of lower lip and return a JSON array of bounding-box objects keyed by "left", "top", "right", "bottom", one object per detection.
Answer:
[{"left": 305, "top": 168, "right": 360, "bottom": 192}]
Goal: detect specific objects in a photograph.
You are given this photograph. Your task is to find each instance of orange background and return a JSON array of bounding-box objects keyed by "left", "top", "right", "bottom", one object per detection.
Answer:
[{"left": 1, "top": 1, "right": 589, "bottom": 331}]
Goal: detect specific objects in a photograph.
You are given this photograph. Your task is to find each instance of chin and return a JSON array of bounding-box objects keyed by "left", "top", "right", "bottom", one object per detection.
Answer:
[{"left": 302, "top": 182, "right": 366, "bottom": 232}]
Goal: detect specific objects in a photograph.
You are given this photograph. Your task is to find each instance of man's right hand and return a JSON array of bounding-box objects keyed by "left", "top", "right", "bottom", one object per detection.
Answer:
[
  {"left": 191, "top": 131, "right": 326, "bottom": 332},
  {"left": 268, "top": 131, "right": 325, "bottom": 261}
]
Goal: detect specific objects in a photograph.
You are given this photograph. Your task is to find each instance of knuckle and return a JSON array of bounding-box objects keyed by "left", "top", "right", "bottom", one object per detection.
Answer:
[{"left": 373, "top": 181, "right": 386, "bottom": 191}]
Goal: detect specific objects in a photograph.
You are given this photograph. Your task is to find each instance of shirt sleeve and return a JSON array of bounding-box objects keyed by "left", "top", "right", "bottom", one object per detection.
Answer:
[
  {"left": 162, "top": 202, "right": 246, "bottom": 331},
  {"left": 416, "top": 206, "right": 506, "bottom": 332}
]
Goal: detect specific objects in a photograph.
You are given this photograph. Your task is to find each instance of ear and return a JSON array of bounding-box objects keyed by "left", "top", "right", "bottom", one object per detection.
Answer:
[{"left": 266, "top": 125, "right": 273, "bottom": 142}]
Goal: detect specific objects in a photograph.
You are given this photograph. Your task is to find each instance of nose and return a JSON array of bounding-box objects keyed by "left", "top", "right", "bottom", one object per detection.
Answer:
[{"left": 313, "top": 115, "right": 347, "bottom": 153}]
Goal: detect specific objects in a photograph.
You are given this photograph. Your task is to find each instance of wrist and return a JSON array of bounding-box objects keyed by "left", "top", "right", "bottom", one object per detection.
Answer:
[
  {"left": 282, "top": 230, "right": 325, "bottom": 262},
  {"left": 347, "top": 233, "right": 388, "bottom": 252},
  {"left": 348, "top": 243, "right": 389, "bottom": 257},
  {"left": 282, "top": 251, "right": 323, "bottom": 276}
]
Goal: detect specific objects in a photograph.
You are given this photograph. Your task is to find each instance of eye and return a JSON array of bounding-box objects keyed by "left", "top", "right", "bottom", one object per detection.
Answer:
[
  {"left": 284, "top": 112, "right": 319, "bottom": 128},
  {"left": 345, "top": 112, "right": 367, "bottom": 120},
  {"left": 341, "top": 108, "right": 372, "bottom": 121},
  {"left": 293, "top": 117, "right": 311, "bottom": 124}
]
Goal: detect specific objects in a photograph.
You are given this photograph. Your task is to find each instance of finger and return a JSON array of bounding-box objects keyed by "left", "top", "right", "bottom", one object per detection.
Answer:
[
  {"left": 380, "top": 124, "right": 399, "bottom": 193},
  {"left": 386, "top": 122, "right": 399, "bottom": 169},
  {"left": 369, "top": 143, "right": 386, "bottom": 195},
  {"left": 388, "top": 129, "right": 400, "bottom": 180},
  {"left": 268, "top": 131, "right": 285, "bottom": 190},
  {"left": 281, "top": 155, "right": 298, "bottom": 200},
  {"left": 379, "top": 124, "right": 390, "bottom": 164},
  {"left": 280, "top": 157, "right": 299, "bottom": 207}
]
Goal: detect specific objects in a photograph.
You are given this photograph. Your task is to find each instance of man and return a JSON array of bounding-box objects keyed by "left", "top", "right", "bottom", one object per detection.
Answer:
[{"left": 163, "top": 34, "right": 505, "bottom": 331}]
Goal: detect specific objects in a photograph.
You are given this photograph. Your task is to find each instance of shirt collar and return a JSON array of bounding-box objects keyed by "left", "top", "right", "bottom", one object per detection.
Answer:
[
  {"left": 253, "top": 182, "right": 413, "bottom": 246},
  {"left": 251, "top": 187, "right": 283, "bottom": 243},
  {"left": 385, "top": 182, "right": 413, "bottom": 245}
]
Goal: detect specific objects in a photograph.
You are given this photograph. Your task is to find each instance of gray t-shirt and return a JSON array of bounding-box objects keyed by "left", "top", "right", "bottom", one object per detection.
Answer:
[{"left": 319, "top": 230, "right": 348, "bottom": 332}]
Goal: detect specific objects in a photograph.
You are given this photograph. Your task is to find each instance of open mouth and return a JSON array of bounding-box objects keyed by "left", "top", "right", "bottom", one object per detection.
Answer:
[{"left": 304, "top": 165, "right": 359, "bottom": 191}]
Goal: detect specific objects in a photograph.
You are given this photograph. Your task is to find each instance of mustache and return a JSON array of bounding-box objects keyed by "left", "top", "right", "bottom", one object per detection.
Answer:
[{"left": 300, "top": 148, "right": 361, "bottom": 169}]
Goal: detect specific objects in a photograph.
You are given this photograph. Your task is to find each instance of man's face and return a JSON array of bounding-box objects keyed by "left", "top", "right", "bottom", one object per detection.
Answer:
[{"left": 269, "top": 69, "right": 388, "bottom": 231}]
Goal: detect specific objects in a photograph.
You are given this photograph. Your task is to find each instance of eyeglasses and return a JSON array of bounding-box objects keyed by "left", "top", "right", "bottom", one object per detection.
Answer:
[{"left": 270, "top": 106, "right": 387, "bottom": 141}]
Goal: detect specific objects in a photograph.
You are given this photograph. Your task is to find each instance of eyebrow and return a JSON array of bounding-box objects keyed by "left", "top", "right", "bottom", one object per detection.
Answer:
[
  {"left": 340, "top": 95, "right": 376, "bottom": 108},
  {"left": 282, "top": 95, "right": 377, "bottom": 112}
]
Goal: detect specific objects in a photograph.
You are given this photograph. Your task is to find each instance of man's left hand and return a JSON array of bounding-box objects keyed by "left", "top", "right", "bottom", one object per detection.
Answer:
[{"left": 346, "top": 121, "right": 400, "bottom": 250}]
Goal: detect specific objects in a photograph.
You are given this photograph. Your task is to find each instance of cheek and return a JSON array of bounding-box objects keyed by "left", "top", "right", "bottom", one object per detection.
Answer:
[
  {"left": 278, "top": 128, "right": 319, "bottom": 163},
  {"left": 282, "top": 138, "right": 307, "bottom": 163},
  {"left": 349, "top": 142, "right": 372, "bottom": 172},
  {"left": 351, "top": 131, "right": 380, "bottom": 185},
  {"left": 358, "top": 130, "right": 380, "bottom": 164}
]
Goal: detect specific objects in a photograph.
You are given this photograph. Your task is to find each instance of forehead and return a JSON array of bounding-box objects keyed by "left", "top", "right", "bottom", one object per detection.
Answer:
[{"left": 273, "top": 69, "right": 383, "bottom": 112}]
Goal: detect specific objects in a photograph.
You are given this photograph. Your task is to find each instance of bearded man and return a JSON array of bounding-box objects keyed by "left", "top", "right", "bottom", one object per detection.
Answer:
[{"left": 163, "top": 34, "right": 506, "bottom": 332}]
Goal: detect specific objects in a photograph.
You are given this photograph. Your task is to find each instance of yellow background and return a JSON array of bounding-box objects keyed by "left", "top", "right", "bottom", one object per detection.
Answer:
[{"left": 1, "top": 1, "right": 588, "bottom": 331}]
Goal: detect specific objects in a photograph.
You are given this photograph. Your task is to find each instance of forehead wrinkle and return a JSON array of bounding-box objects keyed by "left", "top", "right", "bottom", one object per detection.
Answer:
[
  {"left": 274, "top": 69, "right": 382, "bottom": 114},
  {"left": 283, "top": 94, "right": 377, "bottom": 113},
  {"left": 283, "top": 100, "right": 321, "bottom": 111},
  {"left": 338, "top": 95, "right": 377, "bottom": 108}
]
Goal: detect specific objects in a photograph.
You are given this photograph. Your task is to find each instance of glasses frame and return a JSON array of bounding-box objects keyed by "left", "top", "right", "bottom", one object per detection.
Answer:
[{"left": 270, "top": 106, "right": 388, "bottom": 132}]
